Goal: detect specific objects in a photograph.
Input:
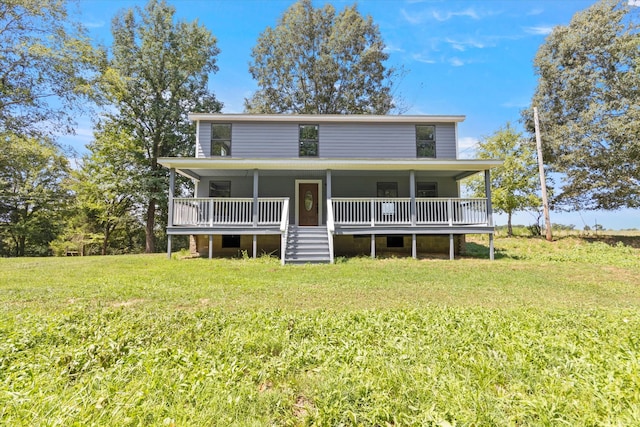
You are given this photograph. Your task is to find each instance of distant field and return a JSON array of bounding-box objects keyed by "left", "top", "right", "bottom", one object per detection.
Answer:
[{"left": 1, "top": 236, "right": 639, "bottom": 425}]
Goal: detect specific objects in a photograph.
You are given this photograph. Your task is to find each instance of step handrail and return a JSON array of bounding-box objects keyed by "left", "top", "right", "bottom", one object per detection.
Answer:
[
  {"left": 326, "top": 198, "right": 335, "bottom": 264},
  {"left": 280, "top": 198, "right": 290, "bottom": 265}
]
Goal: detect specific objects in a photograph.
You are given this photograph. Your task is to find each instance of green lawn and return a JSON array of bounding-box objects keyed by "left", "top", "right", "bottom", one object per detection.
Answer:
[{"left": 1, "top": 236, "right": 639, "bottom": 425}]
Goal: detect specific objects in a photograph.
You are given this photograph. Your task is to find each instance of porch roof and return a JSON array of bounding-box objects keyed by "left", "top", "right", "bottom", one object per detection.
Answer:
[{"left": 158, "top": 157, "right": 502, "bottom": 181}]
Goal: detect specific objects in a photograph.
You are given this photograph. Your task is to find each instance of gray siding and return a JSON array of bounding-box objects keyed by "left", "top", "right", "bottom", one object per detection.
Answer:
[
  {"left": 435, "top": 123, "right": 456, "bottom": 159},
  {"left": 197, "top": 173, "right": 458, "bottom": 199},
  {"left": 331, "top": 174, "right": 458, "bottom": 198},
  {"left": 196, "top": 122, "right": 211, "bottom": 158},
  {"left": 196, "top": 121, "right": 458, "bottom": 159},
  {"left": 197, "top": 176, "right": 254, "bottom": 198},
  {"left": 320, "top": 124, "right": 415, "bottom": 158},
  {"left": 196, "top": 173, "right": 458, "bottom": 226},
  {"left": 233, "top": 123, "right": 298, "bottom": 157}
]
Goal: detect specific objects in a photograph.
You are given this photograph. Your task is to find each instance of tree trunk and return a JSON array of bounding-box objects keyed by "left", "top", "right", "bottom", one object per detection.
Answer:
[
  {"left": 18, "top": 235, "right": 26, "bottom": 257},
  {"left": 102, "top": 227, "right": 110, "bottom": 256},
  {"left": 507, "top": 212, "right": 513, "bottom": 237},
  {"left": 145, "top": 198, "right": 156, "bottom": 253}
]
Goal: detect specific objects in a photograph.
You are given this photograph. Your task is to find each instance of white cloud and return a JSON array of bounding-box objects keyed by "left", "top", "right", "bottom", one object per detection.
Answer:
[
  {"left": 524, "top": 26, "right": 553, "bottom": 36},
  {"left": 83, "top": 20, "right": 105, "bottom": 29},
  {"left": 433, "top": 8, "right": 480, "bottom": 21},
  {"left": 449, "top": 57, "right": 465, "bottom": 67},
  {"left": 383, "top": 42, "right": 405, "bottom": 54},
  {"left": 458, "top": 137, "right": 479, "bottom": 158},
  {"left": 411, "top": 53, "right": 437, "bottom": 64},
  {"left": 629, "top": 0, "right": 640, "bottom": 6},
  {"left": 400, "top": 9, "right": 423, "bottom": 25},
  {"left": 445, "top": 37, "right": 490, "bottom": 51},
  {"left": 401, "top": 6, "right": 500, "bottom": 25},
  {"left": 527, "top": 8, "right": 544, "bottom": 16},
  {"left": 75, "top": 127, "right": 94, "bottom": 138}
]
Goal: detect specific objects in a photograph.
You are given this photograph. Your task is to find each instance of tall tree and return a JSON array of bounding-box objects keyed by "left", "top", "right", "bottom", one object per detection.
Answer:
[
  {"left": 0, "top": 0, "right": 102, "bottom": 137},
  {"left": 0, "top": 133, "right": 71, "bottom": 256},
  {"left": 246, "top": 0, "right": 400, "bottom": 114},
  {"left": 526, "top": 0, "right": 639, "bottom": 210},
  {"left": 467, "top": 124, "right": 541, "bottom": 236},
  {"left": 99, "top": 0, "right": 222, "bottom": 252},
  {"left": 72, "top": 124, "right": 142, "bottom": 255}
]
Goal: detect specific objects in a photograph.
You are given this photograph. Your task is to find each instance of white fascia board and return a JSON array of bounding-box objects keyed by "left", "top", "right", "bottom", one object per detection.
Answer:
[
  {"left": 158, "top": 157, "right": 502, "bottom": 172},
  {"left": 187, "top": 113, "right": 466, "bottom": 124}
]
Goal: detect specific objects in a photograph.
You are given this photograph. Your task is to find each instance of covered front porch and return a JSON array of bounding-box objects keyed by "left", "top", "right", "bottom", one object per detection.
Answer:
[{"left": 159, "top": 157, "right": 501, "bottom": 263}]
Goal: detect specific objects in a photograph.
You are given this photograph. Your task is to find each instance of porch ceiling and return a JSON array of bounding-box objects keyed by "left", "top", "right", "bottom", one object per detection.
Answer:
[{"left": 158, "top": 157, "right": 502, "bottom": 181}]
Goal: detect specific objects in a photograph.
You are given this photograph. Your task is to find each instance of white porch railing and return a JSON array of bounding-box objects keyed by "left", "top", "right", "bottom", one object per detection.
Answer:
[
  {"left": 172, "top": 197, "right": 287, "bottom": 226},
  {"left": 331, "top": 198, "right": 489, "bottom": 226}
]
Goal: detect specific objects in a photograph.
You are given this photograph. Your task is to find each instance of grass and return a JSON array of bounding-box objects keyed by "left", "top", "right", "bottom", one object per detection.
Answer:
[{"left": 1, "top": 235, "right": 639, "bottom": 425}]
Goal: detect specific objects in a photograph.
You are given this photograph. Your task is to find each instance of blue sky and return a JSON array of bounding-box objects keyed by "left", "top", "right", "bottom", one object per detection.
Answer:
[{"left": 63, "top": 0, "right": 638, "bottom": 230}]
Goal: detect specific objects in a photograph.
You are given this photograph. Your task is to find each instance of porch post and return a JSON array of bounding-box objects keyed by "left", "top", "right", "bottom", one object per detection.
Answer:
[
  {"left": 484, "top": 169, "right": 493, "bottom": 226},
  {"left": 410, "top": 170, "right": 417, "bottom": 259},
  {"left": 253, "top": 235, "right": 257, "bottom": 259},
  {"left": 412, "top": 234, "right": 417, "bottom": 259},
  {"left": 253, "top": 169, "right": 258, "bottom": 259},
  {"left": 449, "top": 233, "right": 454, "bottom": 260},
  {"left": 253, "top": 169, "right": 259, "bottom": 227},
  {"left": 326, "top": 169, "right": 332, "bottom": 199},
  {"left": 409, "top": 170, "right": 416, "bottom": 226},
  {"left": 167, "top": 168, "right": 175, "bottom": 259},
  {"left": 168, "top": 168, "right": 175, "bottom": 227},
  {"left": 209, "top": 235, "right": 213, "bottom": 259},
  {"left": 371, "top": 234, "right": 376, "bottom": 259}
]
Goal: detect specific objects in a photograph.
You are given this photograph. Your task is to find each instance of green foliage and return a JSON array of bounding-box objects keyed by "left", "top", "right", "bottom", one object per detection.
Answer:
[
  {"left": 2, "top": 237, "right": 639, "bottom": 424},
  {"left": 69, "top": 124, "right": 143, "bottom": 255},
  {"left": 0, "top": 133, "right": 71, "bottom": 256},
  {"left": 246, "top": 0, "right": 400, "bottom": 114},
  {"left": 98, "top": 0, "right": 222, "bottom": 252},
  {"left": 466, "top": 123, "right": 541, "bottom": 236},
  {"left": 0, "top": 0, "right": 103, "bottom": 136},
  {"left": 526, "top": 0, "right": 640, "bottom": 210}
]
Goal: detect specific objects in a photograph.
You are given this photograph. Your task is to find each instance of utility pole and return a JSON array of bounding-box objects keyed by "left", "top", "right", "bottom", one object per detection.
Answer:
[{"left": 533, "top": 107, "right": 553, "bottom": 241}]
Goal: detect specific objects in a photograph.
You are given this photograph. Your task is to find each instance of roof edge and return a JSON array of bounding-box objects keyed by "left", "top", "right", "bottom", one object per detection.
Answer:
[{"left": 188, "top": 113, "right": 466, "bottom": 123}]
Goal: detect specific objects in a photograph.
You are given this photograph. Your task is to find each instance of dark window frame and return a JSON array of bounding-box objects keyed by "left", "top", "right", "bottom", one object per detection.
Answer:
[
  {"left": 417, "top": 182, "right": 438, "bottom": 198},
  {"left": 416, "top": 125, "right": 436, "bottom": 158},
  {"left": 299, "top": 124, "right": 319, "bottom": 157},
  {"left": 211, "top": 123, "right": 232, "bottom": 157},
  {"left": 377, "top": 182, "right": 398, "bottom": 198},
  {"left": 209, "top": 181, "right": 231, "bottom": 198}
]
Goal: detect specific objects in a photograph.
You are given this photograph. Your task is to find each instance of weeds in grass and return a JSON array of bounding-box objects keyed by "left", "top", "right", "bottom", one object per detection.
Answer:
[
  {"left": 1, "top": 235, "right": 639, "bottom": 424},
  {"left": 1, "top": 308, "right": 639, "bottom": 425}
]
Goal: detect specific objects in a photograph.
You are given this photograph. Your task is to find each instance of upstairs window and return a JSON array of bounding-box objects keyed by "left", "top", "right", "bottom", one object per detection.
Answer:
[
  {"left": 416, "top": 125, "right": 436, "bottom": 158},
  {"left": 211, "top": 124, "right": 231, "bottom": 156},
  {"left": 299, "top": 124, "right": 319, "bottom": 157}
]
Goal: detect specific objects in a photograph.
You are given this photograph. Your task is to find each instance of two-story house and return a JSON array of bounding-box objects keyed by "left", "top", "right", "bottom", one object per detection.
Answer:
[{"left": 158, "top": 114, "right": 501, "bottom": 264}]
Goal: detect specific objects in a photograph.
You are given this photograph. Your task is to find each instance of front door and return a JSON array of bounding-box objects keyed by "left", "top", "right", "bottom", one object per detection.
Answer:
[{"left": 298, "top": 183, "right": 319, "bottom": 226}]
